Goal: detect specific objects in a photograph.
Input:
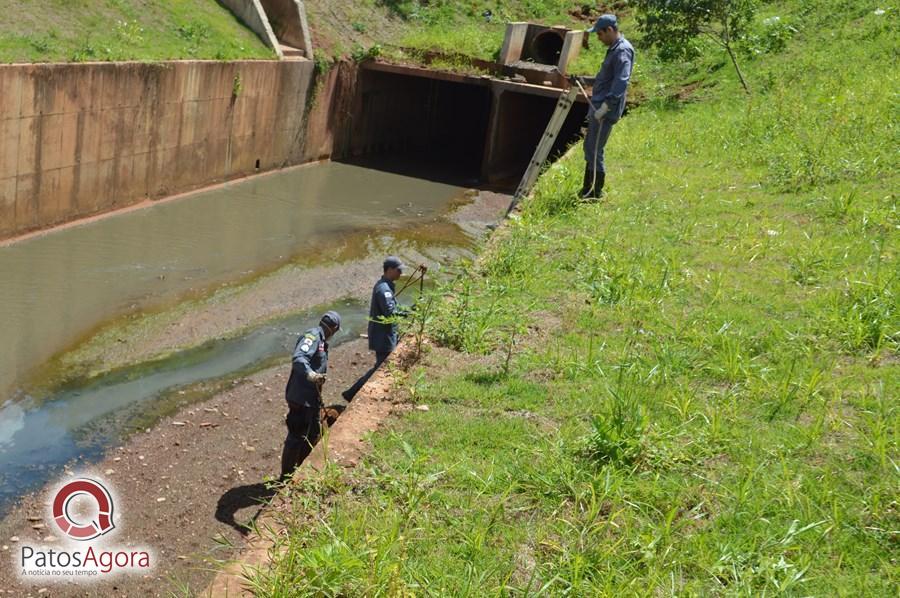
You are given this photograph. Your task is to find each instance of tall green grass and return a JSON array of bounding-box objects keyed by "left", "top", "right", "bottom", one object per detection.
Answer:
[{"left": 250, "top": 1, "right": 897, "bottom": 595}]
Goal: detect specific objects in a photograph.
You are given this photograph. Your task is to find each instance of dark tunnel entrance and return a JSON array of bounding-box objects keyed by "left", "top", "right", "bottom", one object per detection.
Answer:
[
  {"left": 483, "top": 87, "right": 589, "bottom": 186},
  {"left": 339, "top": 64, "right": 589, "bottom": 190},
  {"left": 341, "top": 68, "right": 493, "bottom": 184}
]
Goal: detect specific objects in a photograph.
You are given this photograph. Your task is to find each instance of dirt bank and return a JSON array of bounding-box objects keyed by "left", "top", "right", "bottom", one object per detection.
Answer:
[{"left": 0, "top": 338, "right": 372, "bottom": 596}]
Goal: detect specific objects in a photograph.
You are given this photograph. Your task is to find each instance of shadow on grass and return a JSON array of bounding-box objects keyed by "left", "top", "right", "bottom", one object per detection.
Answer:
[{"left": 464, "top": 369, "right": 509, "bottom": 385}]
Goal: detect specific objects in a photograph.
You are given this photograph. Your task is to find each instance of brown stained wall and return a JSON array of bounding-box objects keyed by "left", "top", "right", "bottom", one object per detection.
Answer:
[
  {"left": 0, "top": 59, "right": 326, "bottom": 240},
  {"left": 294, "top": 60, "right": 358, "bottom": 164},
  {"left": 346, "top": 68, "right": 492, "bottom": 171}
]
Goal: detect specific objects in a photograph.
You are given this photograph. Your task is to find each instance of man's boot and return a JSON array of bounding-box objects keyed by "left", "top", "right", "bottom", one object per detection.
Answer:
[
  {"left": 581, "top": 165, "right": 593, "bottom": 197},
  {"left": 581, "top": 168, "right": 605, "bottom": 200}
]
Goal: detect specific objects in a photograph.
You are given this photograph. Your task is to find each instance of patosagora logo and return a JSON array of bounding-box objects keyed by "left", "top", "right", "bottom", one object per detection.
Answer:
[
  {"left": 16, "top": 475, "right": 153, "bottom": 582},
  {"left": 52, "top": 479, "right": 115, "bottom": 541}
]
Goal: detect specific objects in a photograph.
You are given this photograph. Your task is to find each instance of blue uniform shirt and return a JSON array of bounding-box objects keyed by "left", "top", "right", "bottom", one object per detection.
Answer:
[
  {"left": 591, "top": 36, "right": 635, "bottom": 124},
  {"left": 284, "top": 325, "right": 329, "bottom": 408},
  {"left": 368, "top": 276, "right": 400, "bottom": 353}
]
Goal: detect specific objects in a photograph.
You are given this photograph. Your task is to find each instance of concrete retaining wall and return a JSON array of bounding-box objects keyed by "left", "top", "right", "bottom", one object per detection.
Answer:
[
  {"left": 0, "top": 57, "right": 586, "bottom": 241},
  {"left": 0, "top": 60, "right": 328, "bottom": 240}
]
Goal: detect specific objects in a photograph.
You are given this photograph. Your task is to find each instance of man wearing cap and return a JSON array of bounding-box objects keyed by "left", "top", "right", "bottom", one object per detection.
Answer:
[
  {"left": 281, "top": 310, "right": 341, "bottom": 479},
  {"left": 582, "top": 14, "right": 635, "bottom": 199},
  {"left": 342, "top": 256, "right": 406, "bottom": 401}
]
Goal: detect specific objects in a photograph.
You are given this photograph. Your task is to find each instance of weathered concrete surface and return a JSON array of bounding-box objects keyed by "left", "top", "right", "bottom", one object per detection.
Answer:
[
  {"left": 220, "top": 0, "right": 284, "bottom": 58},
  {"left": 260, "top": 0, "right": 314, "bottom": 58},
  {"left": 0, "top": 56, "right": 587, "bottom": 242},
  {"left": 499, "top": 22, "right": 529, "bottom": 66},
  {"left": 355, "top": 62, "right": 589, "bottom": 183},
  {"left": 0, "top": 60, "right": 324, "bottom": 240}
]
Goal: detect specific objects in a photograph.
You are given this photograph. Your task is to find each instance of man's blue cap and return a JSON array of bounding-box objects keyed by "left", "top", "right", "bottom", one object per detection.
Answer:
[
  {"left": 587, "top": 14, "right": 618, "bottom": 33},
  {"left": 320, "top": 310, "right": 341, "bottom": 331},
  {"left": 383, "top": 256, "right": 405, "bottom": 271}
]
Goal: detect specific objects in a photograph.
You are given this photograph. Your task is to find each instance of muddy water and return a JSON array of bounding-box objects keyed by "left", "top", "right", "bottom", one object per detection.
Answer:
[
  {"left": 0, "top": 161, "right": 471, "bottom": 515},
  {"left": 0, "top": 162, "right": 461, "bottom": 398}
]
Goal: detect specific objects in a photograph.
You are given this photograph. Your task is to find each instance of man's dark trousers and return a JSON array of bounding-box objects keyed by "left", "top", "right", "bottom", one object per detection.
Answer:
[
  {"left": 583, "top": 117, "right": 615, "bottom": 195},
  {"left": 280, "top": 405, "right": 321, "bottom": 479}
]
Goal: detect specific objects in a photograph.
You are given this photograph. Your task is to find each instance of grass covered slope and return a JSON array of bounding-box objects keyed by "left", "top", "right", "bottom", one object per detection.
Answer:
[
  {"left": 0, "top": 0, "right": 273, "bottom": 63},
  {"left": 304, "top": 0, "right": 608, "bottom": 70},
  {"left": 252, "top": 1, "right": 897, "bottom": 595}
]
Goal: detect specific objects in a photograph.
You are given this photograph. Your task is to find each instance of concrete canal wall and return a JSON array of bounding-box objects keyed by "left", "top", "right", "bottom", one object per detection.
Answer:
[
  {"left": 0, "top": 56, "right": 587, "bottom": 242},
  {"left": 0, "top": 59, "right": 341, "bottom": 240}
]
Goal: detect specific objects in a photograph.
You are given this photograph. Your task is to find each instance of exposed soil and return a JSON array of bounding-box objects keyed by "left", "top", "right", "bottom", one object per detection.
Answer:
[{"left": 0, "top": 338, "right": 372, "bottom": 596}]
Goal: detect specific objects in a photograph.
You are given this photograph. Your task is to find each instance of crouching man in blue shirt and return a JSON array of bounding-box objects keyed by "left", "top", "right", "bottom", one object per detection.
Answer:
[
  {"left": 582, "top": 14, "right": 635, "bottom": 199},
  {"left": 281, "top": 310, "right": 341, "bottom": 479}
]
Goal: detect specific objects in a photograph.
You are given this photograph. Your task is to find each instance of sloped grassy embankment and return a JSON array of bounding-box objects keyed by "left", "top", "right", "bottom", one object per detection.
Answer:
[
  {"left": 250, "top": 1, "right": 897, "bottom": 594},
  {"left": 0, "top": 0, "right": 272, "bottom": 63}
]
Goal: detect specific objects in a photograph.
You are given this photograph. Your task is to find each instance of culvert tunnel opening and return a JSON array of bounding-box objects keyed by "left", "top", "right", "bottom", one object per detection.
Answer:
[
  {"left": 339, "top": 69, "right": 493, "bottom": 185},
  {"left": 338, "top": 66, "right": 589, "bottom": 190},
  {"left": 529, "top": 30, "right": 565, "bottom": 65}
]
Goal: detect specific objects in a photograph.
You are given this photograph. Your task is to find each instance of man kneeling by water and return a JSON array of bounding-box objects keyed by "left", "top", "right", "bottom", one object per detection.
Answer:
[{"left": 281, "top": 310, "right": 341, "bottom": 480}]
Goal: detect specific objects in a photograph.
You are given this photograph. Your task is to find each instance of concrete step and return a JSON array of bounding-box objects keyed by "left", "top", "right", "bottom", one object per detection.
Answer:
[{"left": 279, "top": 44, "right": 306, "bottom": 59}]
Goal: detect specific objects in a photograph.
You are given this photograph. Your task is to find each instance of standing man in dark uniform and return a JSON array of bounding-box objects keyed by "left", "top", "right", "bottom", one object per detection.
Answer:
[
  {"left": 582, "top": 14, "right": 635, "bottom": 199},
  {"left": 281, "top": 310, "right": 341, "bottom": 479},
  {"left": 342, "top": 256, "right": 405, "bottom": 401}
]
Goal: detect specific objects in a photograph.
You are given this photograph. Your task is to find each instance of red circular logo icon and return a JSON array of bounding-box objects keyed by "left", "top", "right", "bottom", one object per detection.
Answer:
[{"left": 52, "top": 478, "right": 116, "bottom": 541}]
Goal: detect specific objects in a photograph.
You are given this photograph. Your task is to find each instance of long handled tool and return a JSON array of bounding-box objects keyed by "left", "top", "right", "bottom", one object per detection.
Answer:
[
  {"left": 572, "top": 77, "right": 597, "bottom": 110},
  {"left": 396, "top": 264, "right": 428, "bottom": 297},
  {"left": 573, "top": 77, "right": 605, "bottom": 198},
  {"left": 504, "top": 84, "right": 580, "bottom": 216}
]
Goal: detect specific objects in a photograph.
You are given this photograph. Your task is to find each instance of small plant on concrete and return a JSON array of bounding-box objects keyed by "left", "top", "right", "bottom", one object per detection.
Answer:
[
  {"left": 350, "top": 43, "right": 381, "bottom": 62},
  {"left": 312, "top": 49, "right": 332, "bottom": 75},
  {"left": 231, "top": 74, "right": 242, "bottom": 100}
]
